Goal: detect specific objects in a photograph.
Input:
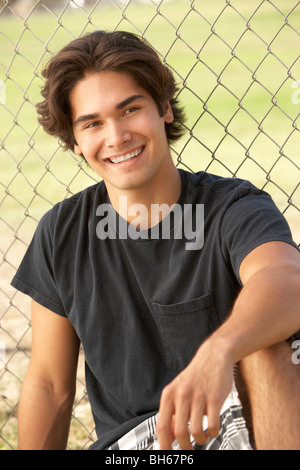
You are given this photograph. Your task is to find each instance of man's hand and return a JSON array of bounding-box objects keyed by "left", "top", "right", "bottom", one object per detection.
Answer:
[{"left": 156, "top": 338, "right": 234, "bottom": 450}]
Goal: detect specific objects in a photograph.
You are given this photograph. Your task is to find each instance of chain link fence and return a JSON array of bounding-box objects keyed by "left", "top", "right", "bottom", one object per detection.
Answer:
[{"left": 0, "top": 0, "right": 299, "bottom": 450}]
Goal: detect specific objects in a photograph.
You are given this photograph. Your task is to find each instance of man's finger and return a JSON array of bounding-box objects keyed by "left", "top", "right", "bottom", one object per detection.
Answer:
[
  {"left": 173, "top": 398, "right": 194, "bottom": 450},
  {"left": 207, "top": 399, "right": 221, "bottom": 438},
  {"left": 189, "top": 397, "right": 208, "bottom": 446},
  {"left": 156, "top": 387, "right": 175, "bottom": 450}
]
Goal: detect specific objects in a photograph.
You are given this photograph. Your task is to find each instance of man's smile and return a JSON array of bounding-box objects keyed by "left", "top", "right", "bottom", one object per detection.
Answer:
[{"left": 105, "top": 145, "right": 145, "bottom": 165}]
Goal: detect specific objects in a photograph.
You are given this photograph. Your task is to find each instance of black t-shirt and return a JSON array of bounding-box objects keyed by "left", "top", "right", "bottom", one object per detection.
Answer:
[{"left": 11, "top": 169, "right": 297, "bottom": 449}]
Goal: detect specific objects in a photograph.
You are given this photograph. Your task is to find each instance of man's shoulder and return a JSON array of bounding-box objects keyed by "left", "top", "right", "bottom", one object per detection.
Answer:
[
  {"left": 59, "top": 180, "right": 105, "bottom": 207},
  {"left": 38, "top": 180, "right": 106, "bottom": 231},
  {"left": 181, "top": 169, "right": 263, "bottom": 198}
]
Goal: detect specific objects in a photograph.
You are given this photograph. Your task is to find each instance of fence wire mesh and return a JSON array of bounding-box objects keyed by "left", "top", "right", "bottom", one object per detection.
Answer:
[{"left": 0, "top": 0, "right": 299, "bottom": 450}]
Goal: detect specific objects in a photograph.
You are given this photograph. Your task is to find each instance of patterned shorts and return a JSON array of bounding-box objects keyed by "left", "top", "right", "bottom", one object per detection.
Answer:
[{"left": 107, "top": 382, "right": 253, "bottom": 450}]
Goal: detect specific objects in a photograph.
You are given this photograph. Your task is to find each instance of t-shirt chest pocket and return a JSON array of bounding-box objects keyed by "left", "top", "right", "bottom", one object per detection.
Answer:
[{"left": 152, "top": 293, "right": 219, "bottom": 371}]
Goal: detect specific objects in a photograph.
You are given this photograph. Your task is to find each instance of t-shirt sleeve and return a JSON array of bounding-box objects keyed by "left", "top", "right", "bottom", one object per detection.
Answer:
[
  {"left": 220, "top": 191, "right": 298, "bottom": 285},
  {"left": 11, "top": 207, "right": 66, "bottom": 317}
]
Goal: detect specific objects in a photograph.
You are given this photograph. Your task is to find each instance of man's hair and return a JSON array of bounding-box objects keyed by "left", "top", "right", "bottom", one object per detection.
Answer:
[{"left": 37, "top": 30, "right": 186, "bottom": 152}]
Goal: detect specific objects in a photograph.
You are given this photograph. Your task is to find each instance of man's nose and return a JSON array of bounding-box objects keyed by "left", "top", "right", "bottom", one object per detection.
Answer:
[{"left": 105, "top": 120, "right": 131, "bottom": 148}]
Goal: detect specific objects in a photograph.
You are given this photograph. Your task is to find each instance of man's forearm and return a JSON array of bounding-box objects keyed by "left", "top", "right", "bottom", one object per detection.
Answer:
[
  {"left": 211, "top": 262, "right": 300, "bottom": 364},
  {"left": 18, "top": 374, "right": 75, "bottom": 450}
]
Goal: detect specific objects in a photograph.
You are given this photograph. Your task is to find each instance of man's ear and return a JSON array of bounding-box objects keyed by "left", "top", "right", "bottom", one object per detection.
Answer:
[
  {"left": 164, "top": 101, "right": 174, "bottom": 124},
  {"left": 73, "top": 142, "right": 82, "bottom": 156}
]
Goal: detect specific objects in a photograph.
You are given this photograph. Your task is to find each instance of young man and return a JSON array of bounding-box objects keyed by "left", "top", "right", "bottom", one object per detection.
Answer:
[{"left": 12, "top": 31, "right": 300, "bottom": 450}]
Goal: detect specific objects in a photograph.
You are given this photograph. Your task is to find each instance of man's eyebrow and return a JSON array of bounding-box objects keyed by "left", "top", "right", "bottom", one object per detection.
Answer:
[
  {"left": 115, "top": 94, "right": 146, "bottom": 110},
  {"left": 74, "top": 113, "right": 100, "bottom": 127},
  {"left": 74, "top": 95, "right": 146, "bottom": 127}
]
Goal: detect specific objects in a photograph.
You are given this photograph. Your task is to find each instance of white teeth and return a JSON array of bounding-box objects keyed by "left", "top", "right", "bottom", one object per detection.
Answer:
[{"left": 110, "top": 147, "right": 142, "bottom": 164}]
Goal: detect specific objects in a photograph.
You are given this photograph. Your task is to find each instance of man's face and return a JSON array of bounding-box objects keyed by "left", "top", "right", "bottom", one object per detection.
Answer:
[{"left": 70, "top": 71, "right": 174, "bottom": 197}]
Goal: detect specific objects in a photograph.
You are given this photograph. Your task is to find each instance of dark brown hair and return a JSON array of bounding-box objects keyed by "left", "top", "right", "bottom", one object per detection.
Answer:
[{"left": 37, "top": 30, "right": 186, "bottom": 152}]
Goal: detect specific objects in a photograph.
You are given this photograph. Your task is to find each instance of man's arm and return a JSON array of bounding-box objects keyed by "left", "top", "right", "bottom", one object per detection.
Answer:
[
  {"left": 157, "top": 241, "right": 300, "bottom": 450},
  {"left": 18, "top": 300, "right": 80, "bottom": 450}
]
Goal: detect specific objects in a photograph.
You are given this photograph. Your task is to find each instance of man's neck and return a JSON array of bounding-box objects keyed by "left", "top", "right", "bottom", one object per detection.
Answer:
[{"left": 107, "top": 165, "right": 182, "bottom": 230}]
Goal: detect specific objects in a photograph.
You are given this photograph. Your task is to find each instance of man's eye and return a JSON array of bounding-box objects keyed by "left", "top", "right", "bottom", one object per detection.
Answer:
[
  {"left": 85, "top": 121, "right": 102, "bottom": 129},
  {"left": 124, "top": 106, "right": 139, "bottom": 115}
]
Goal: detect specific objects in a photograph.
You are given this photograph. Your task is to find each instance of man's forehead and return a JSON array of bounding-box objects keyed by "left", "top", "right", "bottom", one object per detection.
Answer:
[
  {"left": 73, "top": 70, "right": 143, "bottom": 96},
  {"left": 70, "top": 71, "right": 148, "bottom": 120}
]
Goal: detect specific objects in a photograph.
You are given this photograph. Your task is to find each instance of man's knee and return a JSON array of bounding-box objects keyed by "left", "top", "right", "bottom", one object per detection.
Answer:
[
  {"left": 237, "top": 341, "right": 300, "bottom": 403},
  {"left": 239, "top": 341, "right": 298, "bottom": 384}
]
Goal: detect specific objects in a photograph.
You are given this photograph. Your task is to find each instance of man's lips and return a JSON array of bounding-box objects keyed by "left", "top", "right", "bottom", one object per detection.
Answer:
[{"left": 105, "top": 146, "right": 145, "bottom": 164}]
